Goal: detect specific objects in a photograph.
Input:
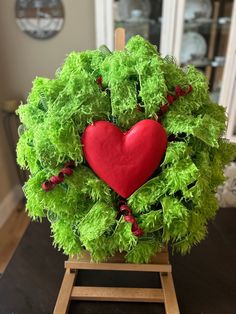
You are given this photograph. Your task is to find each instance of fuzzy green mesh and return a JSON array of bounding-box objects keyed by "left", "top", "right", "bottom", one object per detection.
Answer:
[{"left": 16, "top": 36, "right": 236, "bottom": 263}]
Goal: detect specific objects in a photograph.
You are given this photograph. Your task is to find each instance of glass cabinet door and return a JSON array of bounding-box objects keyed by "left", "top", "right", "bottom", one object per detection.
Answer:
[
  {"left": 95, "top": 0, "right": 236, "bottom": 140},
  {"left": 179, "top": 0, "right": 234, "bottom": 102},
  {"left": 113, "top": 0, "right": 163, "bottom": 47}
]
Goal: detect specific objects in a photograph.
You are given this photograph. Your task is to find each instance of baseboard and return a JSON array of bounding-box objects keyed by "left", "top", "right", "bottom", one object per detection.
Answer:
[{"left": 0, "top": 185, "right": 24, "bottom": 229}]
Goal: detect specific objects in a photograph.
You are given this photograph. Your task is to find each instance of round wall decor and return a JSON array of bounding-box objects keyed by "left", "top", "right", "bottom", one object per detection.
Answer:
[{"left": 15, "top": 0, "right": 64, "bottom": 39}]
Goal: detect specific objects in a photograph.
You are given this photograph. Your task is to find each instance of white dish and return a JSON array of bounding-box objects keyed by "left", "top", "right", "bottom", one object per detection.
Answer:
[
  {"left": 118, "top": 0, "right": 151, "bottom": 20},
  {"left": 184, "top": 0, "right": 212, "bottom": 21},
  {"left": 180, "top": 31, "right": 207, "bottom": 64}
]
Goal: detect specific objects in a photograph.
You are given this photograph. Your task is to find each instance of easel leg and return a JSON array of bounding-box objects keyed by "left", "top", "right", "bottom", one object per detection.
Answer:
[
  {"left": 54, "top": 268, "right": 77, "bottom": 314},
  {"left": 160, "top": 272, "right": 180, "bottom": 314}
]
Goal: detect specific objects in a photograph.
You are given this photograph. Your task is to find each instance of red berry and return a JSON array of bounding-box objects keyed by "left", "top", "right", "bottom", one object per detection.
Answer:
[
  {"left": 124, "top": 215, "right": 136, "bottom": 223},
  {"left": 120, "top": 205, "right": 132, "bottom": 216},
  {"left": 61, "top": 168, "right": 73, "bottom": 176},
  {"left": 188, "top": 85, "right": 193, "bottom": 93},
  {"left": 175, "top": 85, "right": 186, "bottom": 96},
  {"left": 50, "top": 173, "right": 64, "bottom": 184},
  {"left": 167, "top": 95, "right": 174, "bottom": 104},
  {"left": 159, "top": 104, "right": 169, "bottom": 115},
  {"left": 132, "top": 223, "right": 143, "bottom": 237},
  {"left": 120, "top": 204, "right": 129, "bottom": 211},
  {"left": 97, "top": 76, "right": 103, "bottom": 86},
  {"left": 42, "top": 181, "right": 55, "bottom": 192},
  {"left": 175, "top": 85, "right": 181, "bottom": 95}
]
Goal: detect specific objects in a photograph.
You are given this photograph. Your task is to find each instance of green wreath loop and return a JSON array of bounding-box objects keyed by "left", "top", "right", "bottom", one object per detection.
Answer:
[{"left": 17, "top": 36, "right": 235, "bottom": 263}]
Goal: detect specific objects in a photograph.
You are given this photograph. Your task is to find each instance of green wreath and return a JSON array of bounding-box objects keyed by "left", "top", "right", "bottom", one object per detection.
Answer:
[{"left": 17, "top": 36, "right": 236, "bottom": 263}]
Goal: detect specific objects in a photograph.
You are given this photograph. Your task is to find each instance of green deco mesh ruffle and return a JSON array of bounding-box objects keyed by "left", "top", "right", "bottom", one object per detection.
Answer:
[{"left": 16, "top": 36, "right": 236, "bottom": 263}]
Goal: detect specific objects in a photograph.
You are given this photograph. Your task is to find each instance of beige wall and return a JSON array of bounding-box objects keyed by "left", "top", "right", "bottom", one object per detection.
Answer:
[
  {"left": 0, "top": 0, "right": 96, "bottom": 200},
  {"left": 0, "top": 0, "right": 96, "bottom": 100}
]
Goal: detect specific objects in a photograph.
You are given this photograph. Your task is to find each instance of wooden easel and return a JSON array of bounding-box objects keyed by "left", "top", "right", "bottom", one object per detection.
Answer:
[
  {"left": 54, "top": 248, "right": 179, "bottom": 314},
  {"left": 54, "top": 29, "right": 180, "bottom": 314}
]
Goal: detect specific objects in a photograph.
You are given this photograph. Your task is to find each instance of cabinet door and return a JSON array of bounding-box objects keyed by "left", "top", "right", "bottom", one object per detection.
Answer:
[
  {"left": 219, "top": 1, "right": 236, "bottom": 141},
  {"left": 114, "top": 0, "right": 163, "bottom": 48},
  {"left": 175, "top": 0, "right": 235, "bottom": 104},
  {"left": 94, "top": 0, "right": 181, "bottom": 54}
]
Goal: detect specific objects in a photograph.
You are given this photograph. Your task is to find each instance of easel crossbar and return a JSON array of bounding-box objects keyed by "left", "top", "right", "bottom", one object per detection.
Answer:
[
  {"left": 71, "top": 286, "right": 165, "bottom": 302},
  {"left": 65, "top": 260, "right": 172, "bottom": 273}
]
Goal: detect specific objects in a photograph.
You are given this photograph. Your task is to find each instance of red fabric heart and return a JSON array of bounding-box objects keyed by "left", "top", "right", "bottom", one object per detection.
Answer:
[{"left": 82, "top": 120, "right": 167, "bottom": 198}]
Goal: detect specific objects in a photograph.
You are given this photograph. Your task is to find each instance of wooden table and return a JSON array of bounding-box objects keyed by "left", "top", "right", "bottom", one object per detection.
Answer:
[{"left": 0, "top": 208, "right": 236, "bottom": 314}]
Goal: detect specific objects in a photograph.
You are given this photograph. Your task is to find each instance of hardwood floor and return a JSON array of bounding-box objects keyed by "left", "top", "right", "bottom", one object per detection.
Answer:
[{"left": 0, "top": 206, "right": 30, "bottom": 274}]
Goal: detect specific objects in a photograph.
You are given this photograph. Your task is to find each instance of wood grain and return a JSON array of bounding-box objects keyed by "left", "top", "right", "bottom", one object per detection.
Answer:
[
  {"left": 161, "top": 272, "right": 180, "bottom": 314},
  {"left": 205, "top": 1, "right": 220, "bottom": 80},
  {"left": 54, "top": 269, "right": 77, "bottom": 314},
  {"left": 71, "top": 286, "right": 164, "bottom": 302},
  {"left": 0, "top": 207, "right": 29, "bottom": 273},
  {"left": 115, "top": 27, "right": 125, "bottom": 51},
  {"left": 70, "top": 248, "right": 169, "bottom": 265},
  {"left": 65, "top": 259, "right": 171, "bottom": 273}
]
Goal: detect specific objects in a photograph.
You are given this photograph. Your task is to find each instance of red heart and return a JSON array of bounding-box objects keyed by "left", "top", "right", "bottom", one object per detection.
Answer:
[{"left": 82, "top": 120, "right": 167, "bottom": 198}]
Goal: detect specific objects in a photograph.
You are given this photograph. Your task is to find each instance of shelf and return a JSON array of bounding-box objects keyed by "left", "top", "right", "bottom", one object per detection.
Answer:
[
  {"left": 211, "top": 60, "right": 225, "bottom": 67},
  {"left": 181, "top": 58, "right": 210, "bottom": 67},
  {"left": 181, "top": 57, "right": 225, "bottom": 68},
  {"left": 115, "top": 18, "right": 157, "bottom": 26},
  {"left": 115, "top": 17, "right": 230, "bottom": 31}
]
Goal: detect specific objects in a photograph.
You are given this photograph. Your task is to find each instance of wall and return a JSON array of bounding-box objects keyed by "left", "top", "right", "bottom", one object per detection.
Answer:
[
  {"left": 0, "top": 0, "right": 96, "bottom": 100},
  {"left": 0, "top": 0, "right": 96, "bottom": 208}
]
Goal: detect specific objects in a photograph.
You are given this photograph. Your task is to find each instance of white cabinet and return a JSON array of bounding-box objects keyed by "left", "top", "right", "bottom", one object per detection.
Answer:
[{"left": 95, "top": 0, "right": 236, "bottom": 141}]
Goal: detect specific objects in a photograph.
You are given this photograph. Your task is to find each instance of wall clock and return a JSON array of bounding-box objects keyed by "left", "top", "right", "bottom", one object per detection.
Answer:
[{"left": 15, "top": 0, "right": 64, "bottom": 39}]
